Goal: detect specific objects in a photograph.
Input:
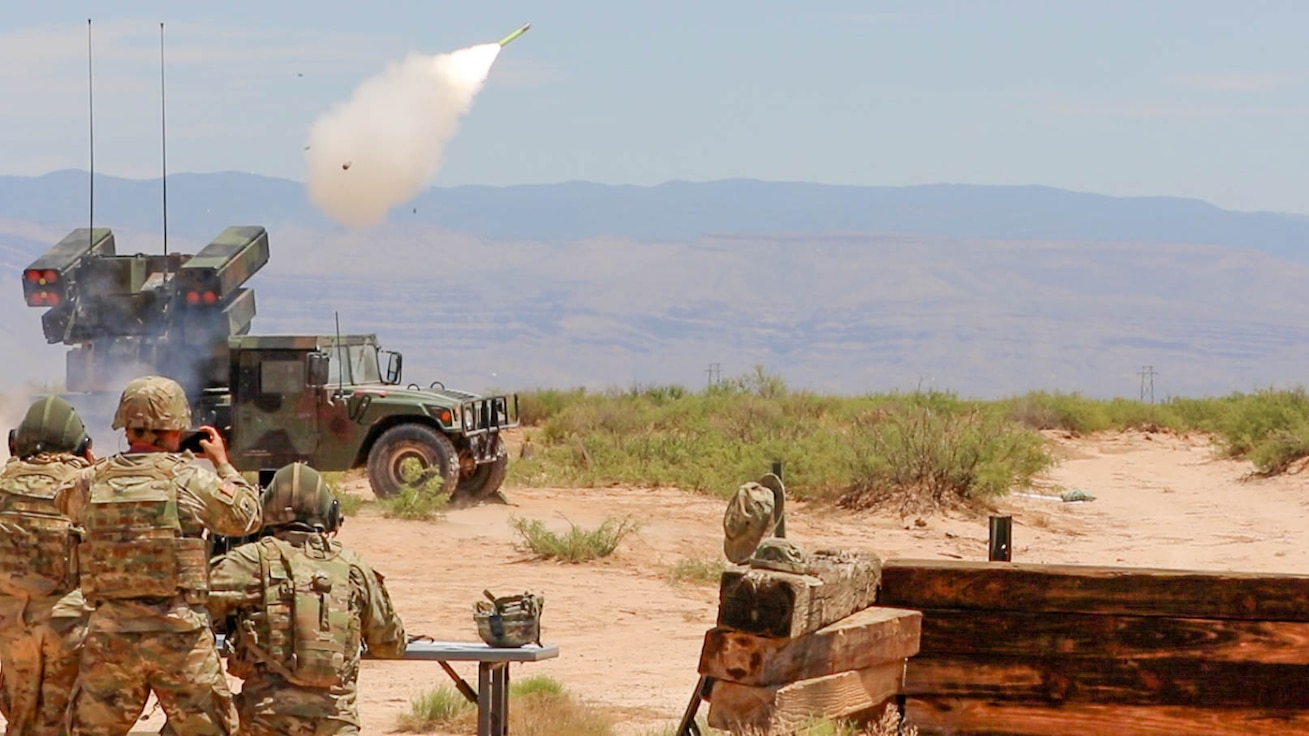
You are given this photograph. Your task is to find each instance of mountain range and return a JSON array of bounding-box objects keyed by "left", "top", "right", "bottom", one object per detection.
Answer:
[{"left": 1, "top": 170, "right": 1307, "bottom": 402}]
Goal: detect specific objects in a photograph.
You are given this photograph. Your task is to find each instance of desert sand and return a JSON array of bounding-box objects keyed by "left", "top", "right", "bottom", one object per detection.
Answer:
[
  {"left": 351, "top": 428, "right": 1309, "bottom": 734},
  {"left": 18, "top": 428, "right": 1309, "bottom": 734}
]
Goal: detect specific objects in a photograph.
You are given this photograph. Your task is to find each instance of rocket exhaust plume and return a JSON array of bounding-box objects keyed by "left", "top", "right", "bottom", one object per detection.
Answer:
[{"left": 305, "top": 37, "right": 514, "bottom": 228}]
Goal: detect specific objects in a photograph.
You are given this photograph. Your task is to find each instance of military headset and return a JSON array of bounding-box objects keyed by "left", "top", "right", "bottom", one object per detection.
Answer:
[
  {"left": 7, "top": 428, "right": 92, "bottom": 460},
  {"left": 322, "top": 493, "right": 342, "bottom": 534}
]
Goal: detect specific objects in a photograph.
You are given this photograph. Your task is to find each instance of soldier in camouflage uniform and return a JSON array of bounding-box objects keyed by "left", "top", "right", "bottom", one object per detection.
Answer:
[
  {"left": 54, "top": 376, "right": 262, "bottom": 736},
  {"left": 0, "top": 396, "right": 95, "bottom": 735},
  {"left": 208, "top": 462, "right": 406, "bottom": 735}
]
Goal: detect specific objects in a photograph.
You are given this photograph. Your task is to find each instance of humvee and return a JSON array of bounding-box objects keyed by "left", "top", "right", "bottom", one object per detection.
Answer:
[
  {"left": 220, "top": 333, "right": 514, "bottom": 500},
  {"left": 20, "top": 225, "right": 517, "bottom": 501}
]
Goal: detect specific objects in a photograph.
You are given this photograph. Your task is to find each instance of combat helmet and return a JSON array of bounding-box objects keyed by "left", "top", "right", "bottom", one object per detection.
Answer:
[
  {"left": 10, "top": 395, "right": 90, "bottom": 458},
  {"left": 112, "top": 375, "right": 191, "bottom": 431},
  {"left": 262, "top": 462, "right": 342, "bottom": 533},
  {"left": 474, "top": 590, "right": 543, "bottom": 648}
]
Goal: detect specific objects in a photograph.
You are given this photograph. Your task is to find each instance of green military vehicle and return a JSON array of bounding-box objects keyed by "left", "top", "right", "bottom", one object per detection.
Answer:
[{"left": 20, "top": 225, "right": 516, "bottom": 502}]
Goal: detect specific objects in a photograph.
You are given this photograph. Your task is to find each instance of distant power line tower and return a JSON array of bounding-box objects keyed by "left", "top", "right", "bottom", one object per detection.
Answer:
[
  {"left": 705, "top": 362, "right": 721, "bottom": 389},
  {"left": 1137, "top": 365, "right": 1158, "bottom": 403}
]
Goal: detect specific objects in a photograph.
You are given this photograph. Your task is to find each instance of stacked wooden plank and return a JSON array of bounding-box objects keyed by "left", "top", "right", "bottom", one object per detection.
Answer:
[
  {"left": 698, "top": 550, "right": 922, "bottom": 734},
  {"left": 880, "top": 558, "right": 1309, "bottom": 736}
]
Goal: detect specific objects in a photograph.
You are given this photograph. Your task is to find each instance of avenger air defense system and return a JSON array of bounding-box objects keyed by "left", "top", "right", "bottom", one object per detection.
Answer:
[{"left": 21, "top": 225, "right": 516, "bottom": 503}]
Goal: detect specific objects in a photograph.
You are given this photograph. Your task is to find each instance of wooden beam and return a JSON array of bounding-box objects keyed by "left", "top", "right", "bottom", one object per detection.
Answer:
[
  {"left": 914, "top": 608, "right": 1309, "bottom": 663},
  {"left": 707, "top": 663, "right": 903, "bottom": 734},
  {"left": 880, "top": 559, "right": 1309, "bottom": 620},
  {"left": 717, "top": 549, "right": 882, "bottom": 638},
  {"left": 903, "top": 655, "right": 1309, "bottom": 708},
  {"left": 699, "top": 606, "right": 921, "bottom": 686},
  {"left": 905, "top": 698, "right": 1309, "bottom": 736}
]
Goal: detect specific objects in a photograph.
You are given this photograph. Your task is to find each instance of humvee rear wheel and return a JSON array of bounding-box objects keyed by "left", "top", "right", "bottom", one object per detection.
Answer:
[
  {"left": 366, "top": 424, "right": 459, "bottom": 498},
  {"left": 452, "top": 438, "right": 509, "bottom": 505}
]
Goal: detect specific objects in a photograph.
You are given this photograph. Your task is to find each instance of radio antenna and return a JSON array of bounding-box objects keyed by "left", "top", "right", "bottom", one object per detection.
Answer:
[
  {"left": 159, "top": 22, "right": 169, "bottom": 257},
  {"left": 335, "top": 311, "right": 346, "bottom": 394},
  {"left": 87, "top": 19, "right": 95, "bottom": 245}
]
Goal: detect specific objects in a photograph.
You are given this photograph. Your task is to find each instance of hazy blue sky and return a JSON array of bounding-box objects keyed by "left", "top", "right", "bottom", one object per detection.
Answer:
[{"left": 2, "top": 1, "right": 1307, "bottom": 213}]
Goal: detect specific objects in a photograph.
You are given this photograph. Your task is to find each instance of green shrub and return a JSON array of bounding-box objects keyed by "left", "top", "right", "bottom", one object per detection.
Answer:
[
  {"left": 510, "top": 515, "right": 639, "bottom": 563},
  {"left": 840, "top": 406, "right": 1053, "bottom": 514},
  {"left": 714, "top": 364, "right": 790, "bottom": 398},
  {"left": 1101, "top": 397, "right": 1183, "bottom": 431},
  {"left": 1247, "top": 427, "right": 1309, "bottom": 475},
  {"left": 1207, "top": 388, "right": 1309, "bottom": 458},
  {"left": 319, "top": 470, "right": 348, "bottom": 487},
  {"left": 335, "top": 491, "right": 368, "bottom": 518},
  {"left": 511, "top": 675, "right": 566, "bottom": 697},
  {"left": 394, "top": 684, "right": 475, "bottom": 732},
  {"left": 382, "top": 484, "right": 449, "bottom": 521},
  {"left": 516, "top": 388, "right": 590, "bottom": 426},
  {"left": 1004, "top": 391, "right": 1111, "bottom": 433},
  {"left": 509, "top": 677, "right": 616, "bottom": 736},
  {"left": 666, "top": 557, "right": 727, "bottom": 586},
  {"left": 509, "top": 378, "right": 1309, "bottom": 497}
]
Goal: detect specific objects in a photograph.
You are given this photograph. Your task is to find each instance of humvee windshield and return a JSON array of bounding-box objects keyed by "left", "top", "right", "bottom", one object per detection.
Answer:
[{"left": 327, "top": 343, "right": 382, "bottom": 385}]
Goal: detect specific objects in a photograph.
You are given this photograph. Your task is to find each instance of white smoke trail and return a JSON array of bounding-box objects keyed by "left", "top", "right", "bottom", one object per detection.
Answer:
[{"left": 305, "top": 43, "right": 503, "bottom": 228}]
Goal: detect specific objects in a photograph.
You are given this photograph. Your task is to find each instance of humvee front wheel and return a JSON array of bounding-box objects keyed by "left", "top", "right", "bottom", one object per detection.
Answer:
[
  {"left": 366, "top": 424, "right": 459, "bottom": 498},
  {"left": 452, "top": 438, "right": 509, "bottom": 505}
]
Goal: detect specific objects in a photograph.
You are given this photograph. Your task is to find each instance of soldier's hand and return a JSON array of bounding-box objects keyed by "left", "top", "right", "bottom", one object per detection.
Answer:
[{"left": 196, "top": 425, "right": 230, "bottom": 467}]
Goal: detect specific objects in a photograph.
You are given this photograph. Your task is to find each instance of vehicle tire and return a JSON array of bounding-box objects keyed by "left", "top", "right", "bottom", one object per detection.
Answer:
[
  {"left": 452, "top": 438, "right": 509, "bottom": 505},
  {"left": 366, "top": 424, "right": 459, "bottom": 498}
]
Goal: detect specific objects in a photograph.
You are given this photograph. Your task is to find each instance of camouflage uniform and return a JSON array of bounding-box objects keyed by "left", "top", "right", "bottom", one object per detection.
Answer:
[
  {"left": 55, "top": 376, "right": 262, "bottom": 736},
  {"left": 207, "top": 462, "right": 406, "bottom": 735},
  {"left": 0, "top": 451, "right": 91, "bottom": 736}
]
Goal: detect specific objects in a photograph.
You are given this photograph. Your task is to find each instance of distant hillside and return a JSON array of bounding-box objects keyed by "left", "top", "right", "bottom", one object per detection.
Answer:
[
  {"left": 3, "top": 172, "right": 1308, "bottom": 401},
  {"left": 2, "top": 171, "right": 1307, "bottom": 262}
]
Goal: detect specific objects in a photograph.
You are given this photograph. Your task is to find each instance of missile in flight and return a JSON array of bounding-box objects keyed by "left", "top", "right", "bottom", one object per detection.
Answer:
[{"left": 498, "top": 23, "right": 530, "bottom": 47}]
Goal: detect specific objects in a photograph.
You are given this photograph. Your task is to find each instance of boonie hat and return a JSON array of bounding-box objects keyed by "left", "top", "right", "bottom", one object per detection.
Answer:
[{"left": 723, "top": 475, "right": 785, "bottom": 564}]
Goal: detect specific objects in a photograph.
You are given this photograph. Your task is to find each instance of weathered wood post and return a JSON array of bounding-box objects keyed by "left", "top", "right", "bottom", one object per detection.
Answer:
[
  {"left": 771, "top": 460, "right": 786, "bottom": 539},
  {"left": 988, "top": 515, "right": 1012, "bottom": 562}
]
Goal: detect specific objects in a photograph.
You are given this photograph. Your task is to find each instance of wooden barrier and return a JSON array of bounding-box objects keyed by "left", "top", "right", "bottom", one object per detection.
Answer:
[
  {"left": 880, "top": 558, "right": 1309, "bottom": 736},
  {"left": 717, "top": 549, "right": 882, "bottom": 638},
  {"left": 698, "top": 551, "right": 924, "bottom": 735}
]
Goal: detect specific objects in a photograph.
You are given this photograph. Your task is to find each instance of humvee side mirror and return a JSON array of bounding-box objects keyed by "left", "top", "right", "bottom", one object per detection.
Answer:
[
  {"left": 307, "top": 352, "right": 330, "bottom": 387},
  {"left": 382, "top": 350, "right": 402, "bottom": 385}
]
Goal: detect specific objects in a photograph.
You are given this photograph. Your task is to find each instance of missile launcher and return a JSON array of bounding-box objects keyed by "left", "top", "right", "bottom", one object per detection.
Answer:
[{"left": 21, "top": 225, "right": 269, "bottom": 393}]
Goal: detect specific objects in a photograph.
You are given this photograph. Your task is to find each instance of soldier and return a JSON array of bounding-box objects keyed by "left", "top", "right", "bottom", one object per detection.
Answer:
[
  {"left": 208, "top": 462, "right": 406, "bottom": 735},
  {"left": 0, "top": 396, "right": 95, "bottom": 735},
  {"left": 55, "top": 376, "right": 262, "bottom": 736}
]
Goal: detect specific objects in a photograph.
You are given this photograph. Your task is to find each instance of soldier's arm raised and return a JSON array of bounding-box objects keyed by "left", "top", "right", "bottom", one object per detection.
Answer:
[
  {"left": 352, "top": 562, "right": 407, "bottom": 659},
  {"left": 175, "top": 462, "right": 263, "bottom": 537},
  {"left": 206, "top": 543, "right": 264, "bottom": 621}
]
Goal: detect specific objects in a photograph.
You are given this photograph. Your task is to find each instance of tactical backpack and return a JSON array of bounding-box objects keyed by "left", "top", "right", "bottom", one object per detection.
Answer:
[
  {"left": 79, "top": 455, "right": 208, "bottom": 602},
  {"left": 238, "top": 535, "right": 355, "bottom": 688},
  {"left": 0, "top": 458, "right": 83, "bottom": 598}
]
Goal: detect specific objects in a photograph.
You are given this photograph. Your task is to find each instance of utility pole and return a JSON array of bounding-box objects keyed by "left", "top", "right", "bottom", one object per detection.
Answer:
[
  {"left": 1137, "top": 365, "right": 1157, "bottom": 404},
  {"left": 705, "top": 362, "right": 721, "bottom": 389}
]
